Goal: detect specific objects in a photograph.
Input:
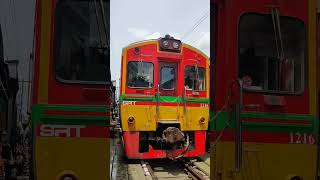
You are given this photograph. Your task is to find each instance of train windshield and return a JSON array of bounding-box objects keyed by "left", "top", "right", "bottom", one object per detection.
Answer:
[
  {"left": 238, "top": 13, "right": 305, "bottom": 93},
  {"left": 160, "top": 66, "right": 175, "bottom": 90},
  {"left": 127, "top": 62, "right": 153, "bottom": 88},
  {"left": 54, "top": 0, "right": 110, "bottom": 83},
  {"left": 184, "top": 66, "right": 205, "bottom": 91}
]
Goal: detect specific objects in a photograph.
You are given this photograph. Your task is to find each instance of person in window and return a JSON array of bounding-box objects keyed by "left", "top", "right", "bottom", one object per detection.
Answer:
[
  {"left": 242, "top": 75, "right": 253, "bottom": 88},
  {"left": 197, "top": 79, "right": 204, "bottom": 91},
  {"left": 185, "top": 75, "right": 193, "bottom": 90},
  {"left": 239, "top": 46, "right": 264, "bottom": 89}
]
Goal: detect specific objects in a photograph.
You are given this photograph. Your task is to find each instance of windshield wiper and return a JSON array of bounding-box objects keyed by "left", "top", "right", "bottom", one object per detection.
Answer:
[
  {"left": 271, "top": 7, "right": 287, "bottom": 91},
  {"left": 271, "top": 7, "right": 285, "bottom": 61},
  {"left": 93, "top": 0, "right": 103, "bottom": 47},
  {"left": 271, "top": 8, "right": 280, "bottom": 59},
  {"left": 93, "top": 0, "right": 109, "bottom": 50},
  {"left": 99, "top": 0, "right": 109, "bottom": 48}
]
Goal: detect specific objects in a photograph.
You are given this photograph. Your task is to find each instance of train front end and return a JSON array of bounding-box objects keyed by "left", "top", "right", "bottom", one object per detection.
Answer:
[{"left": 120, "top": 35, "right": 209, "bottom": 159}]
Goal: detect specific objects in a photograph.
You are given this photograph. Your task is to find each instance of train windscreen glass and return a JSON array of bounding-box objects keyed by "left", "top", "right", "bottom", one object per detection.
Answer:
[
  {"left": 238, "top": 13, "right": 305, "bottom": 93},
  {"left": 184, "top": 66, "right": 205, "bottom": 91},
  {"left": 127, "top": 61, "right": 153, "bottom": 88},
  {"left": 54, "top": 0, "right": 110, "bottom": 83},
  {"left": 160, "top": 67, "right": 175, "bottom": 90}
]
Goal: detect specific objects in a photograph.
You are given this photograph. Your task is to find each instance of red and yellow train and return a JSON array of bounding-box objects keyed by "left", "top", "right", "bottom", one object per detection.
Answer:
[
  {"left": 31, "top": 0, "right": 111, "bottom": 179},
  {"left": 119, "top": 35, "right": 210, "bottom": 159}
]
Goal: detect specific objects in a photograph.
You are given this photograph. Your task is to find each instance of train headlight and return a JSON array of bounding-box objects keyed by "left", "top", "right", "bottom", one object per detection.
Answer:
[
  {"left": 128, "top": 116, "right": 135, "bottom": 124},
  {"left": 162, "top": 40, "right": 169, "bottom": 47},
  {"left": 199, "top": 117, "right": 205, "bottom": 124},
  {"left": 172, "top": 41, "right": 180, "bottom": 49}
]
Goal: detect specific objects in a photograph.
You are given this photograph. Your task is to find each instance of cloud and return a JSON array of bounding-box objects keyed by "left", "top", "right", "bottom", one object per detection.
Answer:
[
  {"left": 195, "top": 32, "right": 210, "bottom": 56},
  {"left": 145, "top": 32, "right": 161, "bottom": 39},
  {"left": 127, "top": 28, "right": 169, "bottom": 40},
  {"left": 128, "top": 27, "right": 160, "bottom": 40},
  {"left": 168, "top": 32, "right": 182, "bottom": 39},
  {"left": 127, "top": 27, "right": 150, "bottom": 39}
]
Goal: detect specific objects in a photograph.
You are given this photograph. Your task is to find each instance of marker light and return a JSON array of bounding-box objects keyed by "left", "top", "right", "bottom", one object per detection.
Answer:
[
  {"left": 128, "top": 116, "right": 135, "bottom": 124},
  {"left": 163, "top": 40, "right": 169, "bottom": 47},
  {"left": 134, "top": 47, "right": 140, "bottom": 55},
  {"left": 199, "top": 117, "right": 205, "bottom": 124},
  {"left": 172, "top": 41, "right": 179, "bottom": 49}
]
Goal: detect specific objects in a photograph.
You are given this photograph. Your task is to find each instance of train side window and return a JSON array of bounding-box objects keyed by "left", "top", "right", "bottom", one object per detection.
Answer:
[
  {"left": 160, "top": 67, "right": 175, "bottom": 90},
  {"left": 184, "top": 66, "right": 205, "bottom": 91},
  {"left": 54, "top": 0, "right": 110, "bottom": 84},
  {"left": 127, "top": 61, "right": 153, "bottom": 88},
  {"left": 238, "top": 13, "right": 305, "bottom": 93}
]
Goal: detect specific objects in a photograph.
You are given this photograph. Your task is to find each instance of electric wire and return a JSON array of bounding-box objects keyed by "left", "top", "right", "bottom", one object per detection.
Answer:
[{"left": 181, "top": 9, "right": 209, "bottom": 41}]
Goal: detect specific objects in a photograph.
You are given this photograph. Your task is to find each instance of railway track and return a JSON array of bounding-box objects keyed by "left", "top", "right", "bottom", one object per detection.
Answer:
[
  {"left": 127, "top": 158, "right": 210, "bottom": 180},
  {"left": 184, "top": 162, "right": 210, "bottom": 180}
]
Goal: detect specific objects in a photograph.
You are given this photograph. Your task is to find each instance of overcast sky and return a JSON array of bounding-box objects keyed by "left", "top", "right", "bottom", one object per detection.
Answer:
[{"left": 110, "top": 0, "right": 210, "bottom": 83}]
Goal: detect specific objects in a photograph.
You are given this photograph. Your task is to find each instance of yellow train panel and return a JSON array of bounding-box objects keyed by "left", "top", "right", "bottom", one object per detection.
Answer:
[
  {"left": 183, "top": 106, "right": 209, "bottom": 131},
  {"left": 210, "top": 142, "right": 317, "bottom": 180},
  {"left": 120, "top": 105, "right": 208, "bottom": 131},
  {"left": 35, "top": 137, "right": 109, "bottom": 180}
]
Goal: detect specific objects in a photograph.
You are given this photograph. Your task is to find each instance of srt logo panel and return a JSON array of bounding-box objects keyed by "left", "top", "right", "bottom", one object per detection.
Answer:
[{"left": 40, "top": 125, "right": 86, "bottom": 138}]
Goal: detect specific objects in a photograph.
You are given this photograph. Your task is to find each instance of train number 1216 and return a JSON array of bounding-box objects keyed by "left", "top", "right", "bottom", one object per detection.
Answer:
[{"left": 289, "top": 132, "right": 316, "bottom": 144}]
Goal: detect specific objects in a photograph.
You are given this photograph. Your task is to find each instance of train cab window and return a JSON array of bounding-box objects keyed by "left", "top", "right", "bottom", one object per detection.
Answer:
[
  {"left": 160, "top": 67, "right": 175, "bottom": 90},
  {"left": 54, "top": 0, "right": 110, "bottom": 83},
  {"left": 238, "top": 13, "right": 305, "bottom": 93},
  {"left": 127, "top": 61, "right": 153, "bottom": 88},
  {"left": 184, "top": 66, "right": 205, "bottom": 91}
]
